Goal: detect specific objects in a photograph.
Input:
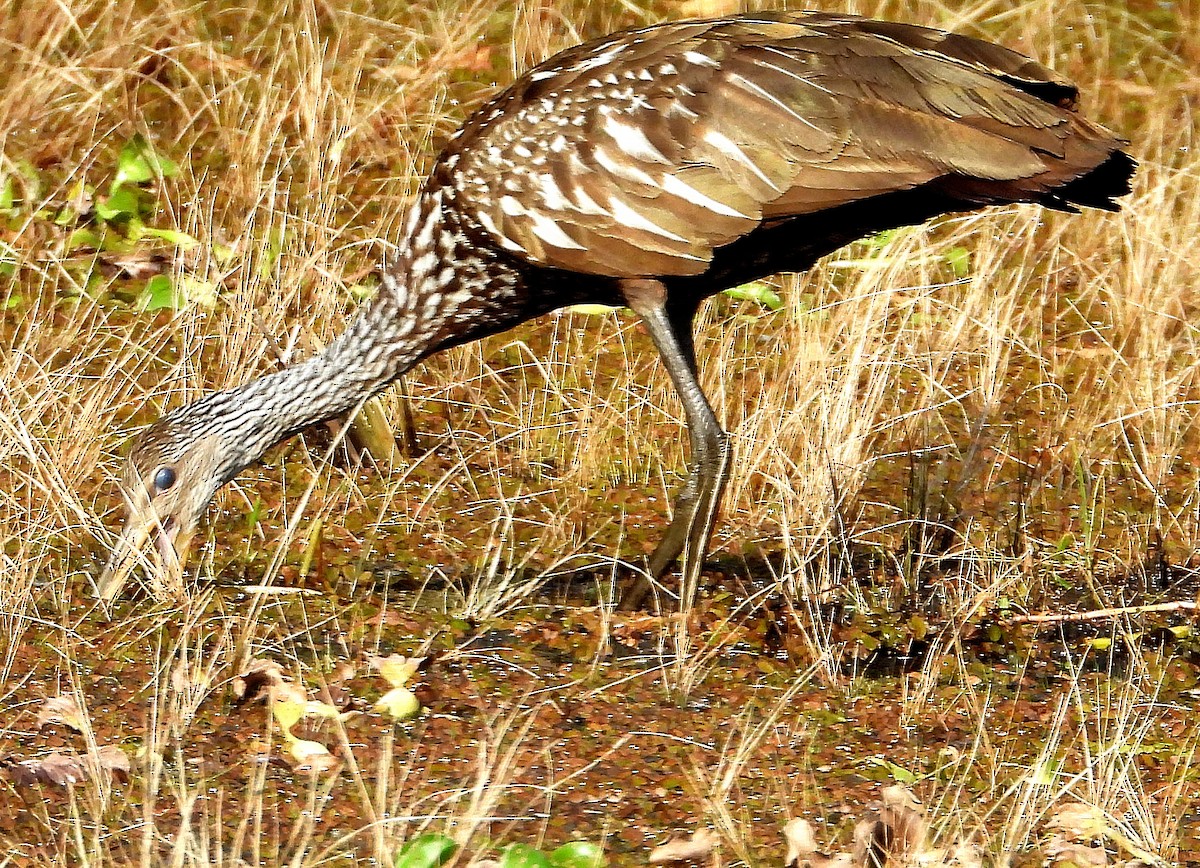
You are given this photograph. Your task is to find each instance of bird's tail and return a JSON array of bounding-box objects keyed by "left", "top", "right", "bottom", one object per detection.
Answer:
[
  {"left": 938, "top": 114, "right": 1136, "bottom": 214},
  {"left": 1037, "top": 148, "right": 1137, "bottom": 213}
]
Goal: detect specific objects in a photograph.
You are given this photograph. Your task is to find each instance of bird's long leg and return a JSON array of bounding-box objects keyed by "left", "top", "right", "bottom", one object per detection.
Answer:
[{"left": 619, "top": 280, "right": 730, "bottom": 610}]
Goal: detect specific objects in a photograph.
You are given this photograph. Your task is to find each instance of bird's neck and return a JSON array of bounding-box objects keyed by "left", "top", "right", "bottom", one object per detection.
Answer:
[
  {"left": 324, "top": 184, "right": 529, "bottom": 374},
  {"left": 202, "top": 351, "right": 382, "bottom": 482},
  {"left": 199, "top": 318, "right": 420, "bottom": 483},
  {"left": 204, "top": 189, "right": 516, "bottom": 479},
  {"left": 319, "top": 188, "right": 475, "bottom": 386}
]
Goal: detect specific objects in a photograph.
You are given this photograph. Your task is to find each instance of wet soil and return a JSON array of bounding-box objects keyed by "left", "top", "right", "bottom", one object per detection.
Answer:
[{"left": 3, "top": 543, "right": 1199, "bottom": 864}]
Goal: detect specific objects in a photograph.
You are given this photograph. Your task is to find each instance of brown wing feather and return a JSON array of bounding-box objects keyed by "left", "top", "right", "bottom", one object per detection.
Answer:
[{"left": 444, "top": 12, "right": 1123, "bottom": 278}]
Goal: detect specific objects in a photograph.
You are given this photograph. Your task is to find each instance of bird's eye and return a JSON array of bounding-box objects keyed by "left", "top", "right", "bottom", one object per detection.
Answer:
[{"left": 153, "top": 466, "right": 177, "bottom": 491}]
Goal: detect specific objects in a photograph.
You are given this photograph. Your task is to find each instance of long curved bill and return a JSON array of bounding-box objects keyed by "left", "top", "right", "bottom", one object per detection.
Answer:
[{"left": 98, "top": 499, "right": 193, "bottom": 602}]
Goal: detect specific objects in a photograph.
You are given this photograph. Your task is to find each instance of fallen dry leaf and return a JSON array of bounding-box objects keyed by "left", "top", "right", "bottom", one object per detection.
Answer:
[
  {"left": 285, "top": 736, "right": 339, "bottom": 773},
  {"left": 4, "top": 745, "right": 129, "bottom": 788},
  {"left": 921, "top": 842, "right": 985, "bottom": 868},
  {"left": 36, "top": 696, "right": 87, "bottom": 732},
  {"left": 5, "top": 752, "right": 86, "bottom": 786},
  {"left": 1048, "top": 804, "right": 1109, "bottom": 837},
  {"left": 233, "top": 658, "right": 288, "bottom": 704},
  {"left": 92, "top": 744, "right": 131, "bottom": 783},
  {"left": 854, "top": 785, "right": 927, "bottom": 868},
  {"left": 648, "top": 829, "right": 719, "bottom": 864},
  {"left": 443, "top": 44, "right": 492, "bottom": 74},
  {"left": 369, "top": 654, "right": 424, "bottom": 688},
  {"left": 780, "top": 788, "right": 989, "bottom": 868},
  {"left": 373, "top": 62, "right": 421, "bottom": 82},
  {"left": 329, "top": 659, "right": 357, "bottom": 686},
  {"left": 783, "top": 818, "right": 856, "bottom": 868},
  {"left": 1045, "top": 834, "right": 1109, "bottom": 867},
  {"left": 171, "top": 654, "right": 215, "bottom": 695},
  {"left": 784, "top": 818, "right": 819, "bottom": 865},
  {"left": 100, "top": 250, "right": 169, "bottom": 279},
  {"left": 1044, "top": 802, "right": 1160, "bottom": 865}
]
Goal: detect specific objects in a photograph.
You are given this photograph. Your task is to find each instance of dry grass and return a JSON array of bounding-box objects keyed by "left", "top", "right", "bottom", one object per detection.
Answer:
[{"left": 1, "top": 0, "right": 1198, "bottom": 863}]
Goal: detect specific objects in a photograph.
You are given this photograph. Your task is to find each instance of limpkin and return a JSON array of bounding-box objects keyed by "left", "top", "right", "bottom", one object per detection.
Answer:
[{"left": 100, "top": 11, "right": 1134, "bottom": 606}]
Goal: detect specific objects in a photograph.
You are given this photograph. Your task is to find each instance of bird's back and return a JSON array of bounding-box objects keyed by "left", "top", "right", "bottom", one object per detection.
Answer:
[{"left": 433, "top": 11, "right": 1132, "bottom": 284}]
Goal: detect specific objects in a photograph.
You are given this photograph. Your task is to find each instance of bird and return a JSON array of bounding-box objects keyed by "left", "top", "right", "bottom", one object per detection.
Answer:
[{"left": 99, "top": 11, "right": 1135, "bottom": 607}]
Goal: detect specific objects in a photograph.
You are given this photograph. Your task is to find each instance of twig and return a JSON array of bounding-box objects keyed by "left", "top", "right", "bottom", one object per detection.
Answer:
[
  {"left": 1009, "top": 600, "right": 1197, "bottom": 624},
  {"left": 397, "top": 375, "right": 420, "bottom": 456},
  {"left": 252, "top": 311, "right": 293, "bottom": 367}
]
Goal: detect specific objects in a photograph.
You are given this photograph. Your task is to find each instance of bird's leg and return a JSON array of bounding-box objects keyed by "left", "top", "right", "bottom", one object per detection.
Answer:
[
  {"left": 644, "top": 296, "right": 720, "bottom": 577},
  {"left": 619, "top": 280, "right": 730, "bottom": 610}
]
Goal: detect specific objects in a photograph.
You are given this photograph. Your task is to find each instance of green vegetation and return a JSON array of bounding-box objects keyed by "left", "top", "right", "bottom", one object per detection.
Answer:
[{"left": 394, "top": 834, "right": 606, "bottom": 868}]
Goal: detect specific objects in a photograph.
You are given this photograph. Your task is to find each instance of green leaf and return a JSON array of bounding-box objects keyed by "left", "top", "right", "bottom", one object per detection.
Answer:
[
  {"left": 501, "top": 844, "right": 553, "bottom": 868},
  {"left": 123, "top": 218, "right": 149, "bottom": 242},
  {"left": 135, "top": 273, "right": 218, "bottom": 310},
  {"left": 565, "top": 303, "right": 619, "bottom": 315},
  {"left": 375, "top": 686, "right": 421, "bottom": 721},
  {"left": 348, "top": 281, "right": 378, "bottom": 302},
  {"left": 100, "top": 230, "right": 134, "bottom": 254},
  {"left": 259, "top": 226, "right": 286, "bottom": 278},
  {"left": 723, "top": 280, "right": 782, "bottom": 311},
  {"left": 0, "top": 176, "right": 15, "bottom": 213},
  {"left": 394, "top": 834, "right": 457, "bottom": 868},
  {"left": 66, "top": 227, "right": 104, "bottom": 252},
  {"left": 864, "top": 228, "right": 901, "bottom": 249},
  {"left": 1031, "top": 757, "right": 1061, "bottom": 786},
  {"left": 15, "top": 160, "right": 42, "bottom": 202},
  {"left": 299, "top": 518, "right": 322, "bottom": 578},
  {"left": 95, "top": 187, "right": 143, "bottom": 222},
  {"left": 113, "top": 134, "right": 178, "bottom": 190},
  {"left": 944, "top": 246, "right": 970, "bottom": 278},
  {"left": 863, "top": 756, "right": 918, "bottom": 784},
  {"left": 139, "top": 274, "right": 181, "bottom": 311},
  {"left": 550, "top": 841, "right": 606, "bottom": 868},
  {"left": 140, "top": 226, "right": 201, "bottom": 249},
  {"left": 62, "top": 260, "right": 95, "bottom": 292},
  {"left": 245, "top": 497, "right": 264, "bottom": 531},
  {"left": 907, "top": 614, "right": 929, "bottom": 641},
  {"left": 177, "top": 275, "right": 220, "bottom": 308},
  {"left": 3, "top": 292, "right": 22, "bottom": 307},
  {"left": 212, "top": 241, "right": 236, "bottom": 264}
]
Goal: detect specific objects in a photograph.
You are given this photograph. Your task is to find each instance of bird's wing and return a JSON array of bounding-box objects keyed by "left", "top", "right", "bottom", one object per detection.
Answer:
[{"left": 447, "top": 13, "right": 1101, "bottom": 278}]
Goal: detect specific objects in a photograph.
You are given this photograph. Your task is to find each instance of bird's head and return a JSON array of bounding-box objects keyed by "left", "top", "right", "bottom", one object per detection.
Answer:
[
  {"left": 99, "top": 417, "right": 231, "bottom": 601},
  {"left": 97, "top": 354, "right": 348, "bottom": 602}
]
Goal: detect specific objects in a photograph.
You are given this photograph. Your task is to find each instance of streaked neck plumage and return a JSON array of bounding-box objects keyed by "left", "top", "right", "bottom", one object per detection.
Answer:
[{"left": 161, "top": 188, "right": 509, "bottom": 483}]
